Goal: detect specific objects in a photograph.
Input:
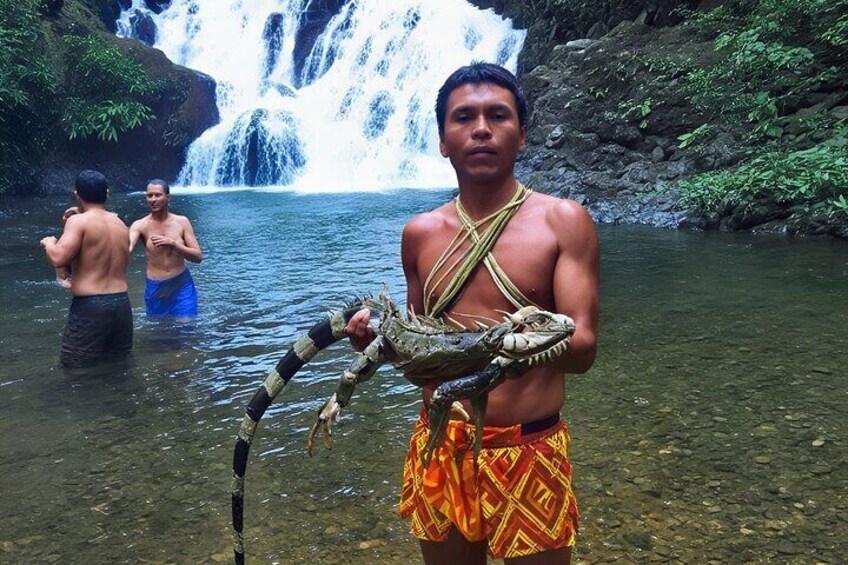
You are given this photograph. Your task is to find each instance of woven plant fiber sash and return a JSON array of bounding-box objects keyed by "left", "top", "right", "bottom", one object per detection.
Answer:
[{"left": 423, "top": 182, "right": 538, "bottom": 318}]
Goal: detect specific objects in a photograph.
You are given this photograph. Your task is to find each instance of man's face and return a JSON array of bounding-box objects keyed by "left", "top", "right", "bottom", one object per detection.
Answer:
[
  {"left": 439, "top": 83, "right": 525, "bottom": 182},
  {"left": 146, "top": 184, "right": 170, "bottom": 212}
]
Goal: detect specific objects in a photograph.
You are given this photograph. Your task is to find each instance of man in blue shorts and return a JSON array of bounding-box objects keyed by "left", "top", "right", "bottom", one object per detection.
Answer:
[{"left": 129, "top": 179, "right": 202, "bottom": 318}]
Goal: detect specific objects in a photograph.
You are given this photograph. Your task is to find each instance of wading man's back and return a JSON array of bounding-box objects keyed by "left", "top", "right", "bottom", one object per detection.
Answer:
[{"left": 41, "top": 170, "right": 133, "bottom": 367}]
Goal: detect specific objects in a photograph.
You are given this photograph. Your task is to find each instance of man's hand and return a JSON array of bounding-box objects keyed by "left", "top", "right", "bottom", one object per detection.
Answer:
[
  {"left": 40, "top": 236, "right": 57, "bottom": 249},
  {"left": 56, "top": 272, "right": 72, "bottom": 289},
  {"left": 62, "top": 207, "right": 80, "bottom": 222},
  {"left": 150, "top": 235, "right": 176, "bottom": 248},
  {"left": 345, "top": 308, "right": 375, "bottom": 352}
]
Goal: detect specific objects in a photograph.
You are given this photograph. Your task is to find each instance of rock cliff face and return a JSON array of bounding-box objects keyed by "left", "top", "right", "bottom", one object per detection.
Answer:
[
  {"left": 516, "top": 22, "right": 722, "bottom": 228},
  {"left": 467, "top": 1, "right": 711, "bottom": 226},
  {"left": 470, "top": 1, "right": 700, "bottom": 72},
  {"left": 41, "top": 38, "right": 219, "bottom": 193},
  {"left": 32, "top": 0, "right": 218, "bottom": 194},
  {"left": 469, "top": 1, "right": 848, "bottom": 236}
]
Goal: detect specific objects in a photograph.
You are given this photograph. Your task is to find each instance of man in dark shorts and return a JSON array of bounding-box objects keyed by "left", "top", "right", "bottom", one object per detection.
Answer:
[{"left": 41, "top": 170, "right": 133, "bottom": 367}]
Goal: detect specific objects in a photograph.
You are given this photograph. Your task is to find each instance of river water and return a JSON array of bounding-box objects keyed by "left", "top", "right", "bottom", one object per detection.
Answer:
[{"left": 0, "top": 191, "right": 846, "bottom": 564}]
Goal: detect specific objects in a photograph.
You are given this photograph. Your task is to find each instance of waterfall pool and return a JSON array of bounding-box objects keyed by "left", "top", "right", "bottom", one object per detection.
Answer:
[{"left": 1, "top": 190, "right": 846, "bottom": 563}]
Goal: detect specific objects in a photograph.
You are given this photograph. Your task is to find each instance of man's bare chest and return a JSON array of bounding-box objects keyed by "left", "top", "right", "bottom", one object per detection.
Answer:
[
  {"left": 144, "top": 222, "right": 183, "bottom": 241},
  {"left": 419, "top": 225, "right": 559, "bottom": 311}
]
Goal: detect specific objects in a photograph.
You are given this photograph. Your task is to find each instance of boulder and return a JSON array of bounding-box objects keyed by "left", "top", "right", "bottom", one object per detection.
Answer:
[{"left": 40, "top": 37, "right": 219, "bottom": 192}]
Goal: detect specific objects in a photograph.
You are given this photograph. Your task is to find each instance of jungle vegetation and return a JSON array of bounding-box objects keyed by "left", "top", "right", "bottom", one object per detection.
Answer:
[
  {"left": 669, "top": 0, "right": 848, "bottom": 222},
  {"left": 0, "top": 0, "right": 154, "bottom": 193},
  {"left": 1, "top": 0, "right": 846, "bottom": 228}
]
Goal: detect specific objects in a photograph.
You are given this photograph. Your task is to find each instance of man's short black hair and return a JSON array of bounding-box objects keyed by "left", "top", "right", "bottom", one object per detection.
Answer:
[
  {"left": 435, "top": 62, "right": 527, "bottom": 136},
  {"left": 147, "top": 179, "right": 170, "bottom": 194},
  {"left": 75, "top": 170, "right": 108, "bottom": 203}
]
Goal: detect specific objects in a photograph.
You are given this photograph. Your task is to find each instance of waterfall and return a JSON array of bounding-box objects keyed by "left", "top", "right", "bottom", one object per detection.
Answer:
[{"left": 117, "top": 0, "right": 526, "bottom": 192}]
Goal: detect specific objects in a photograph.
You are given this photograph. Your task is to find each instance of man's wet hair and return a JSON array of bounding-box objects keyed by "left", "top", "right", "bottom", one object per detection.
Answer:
[
  {"left": 435, "top": 62, "right": 527, "bottom": 136},
  {"left": 147, "top": 179, "right": 170, "bottom": 194},
  {"left": 75, "top": 170, "right": 108, "bottom": 203}
]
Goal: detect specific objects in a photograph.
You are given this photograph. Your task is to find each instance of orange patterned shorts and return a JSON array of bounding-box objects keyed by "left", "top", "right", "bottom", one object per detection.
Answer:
[{"left": 399, "top": 410, "right": 579, "bottom": 559}]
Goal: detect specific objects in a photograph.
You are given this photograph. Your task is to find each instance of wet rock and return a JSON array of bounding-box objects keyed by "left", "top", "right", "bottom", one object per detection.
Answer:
[
  {"left": 622, "top": 531, "right": 653, "bottom": 550},
  {"left": 128, "top": 9, "right": 157, "bottom": 46},
  {"left": 358, "top": 539, "right": 384, "bottom": 549},
  {"left": 775, "top": 540, "right": 803, "bottom": 555},
  {"left": 364, "top": 91, "right": 395, "bottom": 140},
  {"left": 545, "top": 126, "right": 566, "bottom": 149},
  {"left": 144, "top": 0, "right": 171, "bottom": 14},
  {"left": 764, "top": 519, "right": 786, "bottom": 531},
  {"left": 565, "top": 39, "right": 598, "bottom": 51},
  {"left": 214, "top": 108, "right": 305, "bottom": 186},
  {"left": 261, "top": 13, "right": 285, "bottom": 80},
  {"left": 810, "top": 464, "right": 832, "bottom": 475},
  {"left": 654, "top": 545, "right": 673, "bottom": 557},
  {"left": 293, "top": 0, "right": 349, "bottom": 87}
]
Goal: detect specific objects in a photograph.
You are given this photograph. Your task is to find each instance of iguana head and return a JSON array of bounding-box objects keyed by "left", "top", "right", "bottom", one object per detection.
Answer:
[{"left": 498, "top": 306, "right": 576, "bottom": 366}]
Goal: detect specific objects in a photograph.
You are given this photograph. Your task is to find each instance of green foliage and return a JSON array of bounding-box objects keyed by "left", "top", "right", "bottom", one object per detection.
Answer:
[
  {"left": 587, "top": 86, "right": 607, "bottom": 100},
  {"left": 677, "top": 129, "right": 848, "bottom": 219},
  {"left": 669, "top": 0, "right": 848, "bottom": 138},
  {"left": 677, "top": 124, "right": 711, "bottom": 149},
  {"left": 61, "top": 33, "right": 156, "bottom": 141},
  {"left": 0, "top": 0, "right": 55, "bottom": 191},
  {"left": 651, "top": 1, "right": 848, "bottom": 227},
  {"left": 0, "top": 2, "right": 159, "bottom": 193},
  {"left": 62, "top": 99, "right": 154, "bottom": 142},
  {"left": 820, "top": 14, "right": 848, "bottom": 47},
  {"left": 618, "top": 98, "right": 653, "bottom": 129}
]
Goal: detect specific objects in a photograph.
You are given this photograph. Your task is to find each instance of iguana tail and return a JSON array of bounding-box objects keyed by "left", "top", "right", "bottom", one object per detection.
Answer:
[{"left": 231, "top": 304, "right": 364, "bottom": 565}]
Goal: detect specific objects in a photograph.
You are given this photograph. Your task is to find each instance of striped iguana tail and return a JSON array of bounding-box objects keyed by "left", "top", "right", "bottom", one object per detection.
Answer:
[{"left": 231, "top": 304, "right": 365, "bottom": 565}]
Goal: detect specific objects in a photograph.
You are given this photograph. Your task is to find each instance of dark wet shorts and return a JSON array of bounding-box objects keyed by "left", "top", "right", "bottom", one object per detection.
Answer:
[
  {"left": 61, "top": 292, "right": 133, "bottom": 367},
  {"left": 145, "top": 269, "right": 197, "bottom": 317}
]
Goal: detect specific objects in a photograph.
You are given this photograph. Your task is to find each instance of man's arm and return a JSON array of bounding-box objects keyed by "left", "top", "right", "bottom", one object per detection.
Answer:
[
  {"left": 548, "top": 200, "right": 600, "bottom": 374},
  {"left": 129, "top": 219, "right": 143, "bottom": 253},
  {"left": 402, "top": 218, "right": 426, "bottom": 316},
  {"left": 179, "top": 217, "right": 202, "bottom": 263},
  {"left": 41, "top": 214, "right": 84, "bottom": 268}
]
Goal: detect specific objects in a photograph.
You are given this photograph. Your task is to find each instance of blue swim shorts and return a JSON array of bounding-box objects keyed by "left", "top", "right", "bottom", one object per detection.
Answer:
[{"left": 145, "top": 269, "right": 198, "bottom": 317}]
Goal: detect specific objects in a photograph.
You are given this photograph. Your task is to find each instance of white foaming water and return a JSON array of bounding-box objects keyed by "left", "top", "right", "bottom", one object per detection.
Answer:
[{"left": 117, "top": 0, "right": 525, "bottom": 193}]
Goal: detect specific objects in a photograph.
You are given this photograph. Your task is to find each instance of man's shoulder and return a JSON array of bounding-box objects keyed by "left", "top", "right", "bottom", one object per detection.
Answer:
[
  {"left": 130, "top": 215, "right": 152, "bottom": 230},
  {"left": 526, "top": 192, "right": 592, "bottom": 225},
  {"left": 403, "top": 202, "right": 454, "bottom": 235},
  {"left": 170, "top": 213, "right": 193, "bottom": 227}
]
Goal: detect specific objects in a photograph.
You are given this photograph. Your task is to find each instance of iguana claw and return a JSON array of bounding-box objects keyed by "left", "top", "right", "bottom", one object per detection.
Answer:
[{"left": 307, "top": 394, "right": 341, "bottom": 456}]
